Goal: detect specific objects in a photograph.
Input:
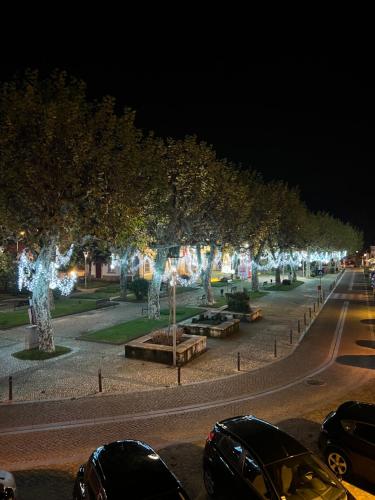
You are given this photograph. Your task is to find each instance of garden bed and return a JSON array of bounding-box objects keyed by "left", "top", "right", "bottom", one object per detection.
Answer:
[
  {"left": 125, "top": 333, "right": 206, "bottom": 365},
  {"left": 183, "top": 311, "right": 240, "bottom": 338}
]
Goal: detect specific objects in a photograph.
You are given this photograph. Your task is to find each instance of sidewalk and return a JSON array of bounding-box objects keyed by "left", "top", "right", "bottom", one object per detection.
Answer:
[{"left": 0, "top": 274, "right": 335, "bottom": 402}]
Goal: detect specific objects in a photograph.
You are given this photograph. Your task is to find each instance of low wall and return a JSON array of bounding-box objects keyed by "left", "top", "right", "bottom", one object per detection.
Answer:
[
  {"left": 125, "top": 334, "right": 206, "bottom": 366},
  {"left": 184, "top": 318, "right": 240, "bottom": 338}
]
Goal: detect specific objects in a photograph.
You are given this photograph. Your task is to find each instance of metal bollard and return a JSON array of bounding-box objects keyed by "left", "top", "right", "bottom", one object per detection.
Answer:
[
  {"left": 177, "top": 366, "right": 181, "bottom": 385},
  {"left": 289, "top": 329, "right": 293, "bottom": 345},
  {"left": 309, "top": 307, "right": 312, "bottom": 319},
  {"left": 98, "top": 369, "right": 102, "bottom": 393},
  {"left": 297, "top": 319, "right": 300, "bottom": 333},
  {"left": 313, "top": 302, "right": 316, "bottom": 313},
  {"left": 8, "top": 376, "right": 12, "bottom": 401},
  {"left": 124, "top": 346, "right": 126, "bottom": 360},
  {"left": 274, "top": 338, "right": 277, "bottom": 357},
  {"left": 304, "top": 313, "right": 307, "bottom": 326},
  {"left": 237, "top": 352, "right": 241, "bottom": 371}
]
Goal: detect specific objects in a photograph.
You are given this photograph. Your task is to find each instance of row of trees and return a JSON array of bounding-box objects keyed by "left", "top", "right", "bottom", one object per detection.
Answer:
[{"left": 0, "top": 71, "right": 363, "bottom": 351}]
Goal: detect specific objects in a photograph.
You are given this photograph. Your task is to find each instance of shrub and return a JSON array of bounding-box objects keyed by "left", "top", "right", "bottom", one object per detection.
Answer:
[
  {"left": 226, "top": 290, "right": 251, "bottom": 313},
  {"left": 282, "top": 279, "right": 291, "bottom": 285},
  {"left": 151, "top": 327, "right": 184, "bottom": 346},
  {"left": 129, "top": 278, "right": 149, "bottom": 300}
]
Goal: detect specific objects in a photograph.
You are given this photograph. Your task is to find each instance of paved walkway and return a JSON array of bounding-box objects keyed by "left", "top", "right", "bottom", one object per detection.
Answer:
[
  {"left": 1, "top": 269, "right": 374, "bottom": 500},
  {"left": 0, "top": 274, "right": 335, "bottom": 402}
]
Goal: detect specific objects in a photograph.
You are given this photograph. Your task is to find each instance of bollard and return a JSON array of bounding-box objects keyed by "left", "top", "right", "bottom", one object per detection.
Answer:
[
  {"left": 304, "top": 312, "right": 307, "bottom": 326},
  {"left": 274, "top": 338, "right": 277, "bottom": 357},
  {"left": 98, "top": 369, "right": 102, "bottom": 393},
  {"left": 290, "top": 329, "right": 293, "bottom": 345},
  {"left": 297, "top": 319, "right": 300, "bottom": 333},
  {"left": 237, "top": 352, "right": 241, "bottom": 371},
  {"left": 124, "top": 346, "right": 126, "bottom": 360},
  {"left": 313, "top": 302, "right": 316, "bottom": 313},
  {"left": 8, "top": 376, "right": 12, "bottom": 401},
  {"left": 309, "top": 307, "right": 312, "bottom": 319},
  {"left": 177, "top": 366, "right": 181, "bottom": 385}
]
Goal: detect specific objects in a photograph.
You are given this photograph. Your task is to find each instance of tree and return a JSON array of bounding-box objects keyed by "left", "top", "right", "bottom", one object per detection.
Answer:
[{"left": 0, "top": 70, "right": 120, "bottom": 351}]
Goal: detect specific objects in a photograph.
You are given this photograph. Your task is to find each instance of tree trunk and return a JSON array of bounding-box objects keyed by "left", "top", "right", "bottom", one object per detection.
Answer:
[
  {"left": 148, "top": 247, "right": 169, "bottom": 319},
  {"left": 119, "top": 247, "right": 135, "bottom": 299},
  {"left": 275, "top": 267, "right": 281, "bottom": 284},
  {"left": 202, "top": 243, "right": 215, "bottom": 304},
  {"left": 251, "top": 260, "right": 259, "bottom": 291},
  {"left": 32, "top": 244, "right": 55, "bottom": 352},
  {"left": 306, "top": 249, "right": 311, "bottom": 278}
]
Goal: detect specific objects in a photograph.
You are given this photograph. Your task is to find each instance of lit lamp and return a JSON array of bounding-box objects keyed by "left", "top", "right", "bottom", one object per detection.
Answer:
[
  {"left": 83, "top": 250, "right": 89, "bottom": 288},
  {"left": 16, "top": 231, "right": 25, "bottom": 255}
]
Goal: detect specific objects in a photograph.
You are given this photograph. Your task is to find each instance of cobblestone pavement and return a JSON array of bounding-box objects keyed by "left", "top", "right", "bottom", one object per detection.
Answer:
[
  {"left": 0, "top": 274, "right": 336, "bottom": 402},
  {"left": 1, "top": 270, "right": 374, "bottom": 499}
]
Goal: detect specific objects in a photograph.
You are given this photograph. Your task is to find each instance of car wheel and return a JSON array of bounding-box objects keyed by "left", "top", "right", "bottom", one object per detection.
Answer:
[
  {"left": 326, "top": 448, "right": 351, "bottom": 478},
  {"left": 203, "top": 467, "right": 216, "bottom": 498}
]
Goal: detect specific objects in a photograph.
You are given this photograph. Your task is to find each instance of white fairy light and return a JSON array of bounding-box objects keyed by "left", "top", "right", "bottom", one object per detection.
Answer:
[{"left": 18, "top": 246, "right": 77, "bottom": 296}]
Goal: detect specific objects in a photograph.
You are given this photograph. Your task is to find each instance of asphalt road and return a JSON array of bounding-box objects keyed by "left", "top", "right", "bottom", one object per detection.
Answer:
[{"left": 1, "top": 269, "right": 374, "bottom": 499}]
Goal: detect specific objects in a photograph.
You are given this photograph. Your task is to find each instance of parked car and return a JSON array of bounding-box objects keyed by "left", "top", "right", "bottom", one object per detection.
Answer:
[
  {"left": 73, "top": 439, "right": 190, "bottom": 499},
  {"left": 319, "top": 400, "right": 375, "bottom": 483},
  {"left": 0, "top": 470, "right": 16, "bottom": 499},
  {"left": 203, "top": 415, "right": 351, "bottom": 499}
]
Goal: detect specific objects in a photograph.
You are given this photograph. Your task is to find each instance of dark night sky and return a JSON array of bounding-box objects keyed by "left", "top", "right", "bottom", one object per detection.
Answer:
[{"left": 1, "top": 58, "right": 374, "bottom": 247}]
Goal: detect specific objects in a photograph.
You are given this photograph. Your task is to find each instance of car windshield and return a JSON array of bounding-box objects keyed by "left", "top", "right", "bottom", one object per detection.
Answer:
[
  {"left": 98, "top": 443, "right": 179, "bottom": 499},
  {"left": 266, "top": 453, "right": 347, "bottom": 500}
]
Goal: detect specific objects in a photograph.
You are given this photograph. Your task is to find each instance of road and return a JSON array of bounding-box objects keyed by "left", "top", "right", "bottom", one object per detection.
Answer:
[{"left": 1, "top": 269, "right": 374, "bottom": 499}]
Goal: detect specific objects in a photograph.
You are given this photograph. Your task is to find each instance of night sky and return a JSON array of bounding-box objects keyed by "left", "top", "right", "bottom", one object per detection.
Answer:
[{"left": 1, "top": 59, "right": 374, "bottom": 247}]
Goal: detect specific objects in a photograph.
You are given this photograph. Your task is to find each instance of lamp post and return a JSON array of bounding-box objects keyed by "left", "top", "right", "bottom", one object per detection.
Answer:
[
  {"left": 171, "top": 265, "right": 177, "bottom": 367},
  {"left": 16, "top": 231, "right": 25, "bottom": 256},
  {"left": 83, "top": 250, "right": 89, "bottom": 288}
]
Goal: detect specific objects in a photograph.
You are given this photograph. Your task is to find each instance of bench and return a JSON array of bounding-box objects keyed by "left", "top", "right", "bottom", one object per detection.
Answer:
[
  {"left": 13, "top": 299, "right": 29, "bottom": 310},
  {"left": 141, "top": 306, "right": 148, "bottom": 316}
]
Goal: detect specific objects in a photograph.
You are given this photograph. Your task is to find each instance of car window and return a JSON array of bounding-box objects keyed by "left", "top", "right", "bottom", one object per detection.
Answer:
[
  {"left": 354, "top": 423, "right": 375, "bottom": 444},
  {"left": 243, "top": 454, "right": 270, "bottom": 499},
  {"left": 218, "top": 435, "right": 243, "bottom": 471},
  {"left": 266, "top": 454, "right": 346, "bottom": 500}
]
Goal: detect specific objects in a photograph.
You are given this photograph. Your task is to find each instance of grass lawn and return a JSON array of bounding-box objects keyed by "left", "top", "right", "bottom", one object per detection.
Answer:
[
  {"left": 77, "top": 279, "right": 118, "bottom": 289},
  {"left": 0, "top": 298, "right": 102, "bottom": 329},
  {"left": 267, "top": 280, "right": 304, "bottom": 291},
  {"left": 12, "top": 345, "right": 71, "bottom": 360},
  {"left": 80, "top": 307, "right": 204, "bottom": 344}
]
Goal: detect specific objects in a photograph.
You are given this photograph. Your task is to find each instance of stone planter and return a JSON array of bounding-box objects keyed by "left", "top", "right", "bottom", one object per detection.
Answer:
[
  {"left": 125, "top": 333, "right": 206, "bottom": 366},
  {"left": 184, "top": 319, "right": 240, "bottom": 338}
]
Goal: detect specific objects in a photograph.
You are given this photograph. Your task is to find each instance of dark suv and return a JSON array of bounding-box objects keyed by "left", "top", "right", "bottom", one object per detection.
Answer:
[
  {"left": 319, "top": 400, "right": 375, "bottom": 483},
  {"left": 73, "top": 439, "right": 190, "bottom": 499},
  {"left": 203, "top": 415, "right": 350, "bottom": 499}
]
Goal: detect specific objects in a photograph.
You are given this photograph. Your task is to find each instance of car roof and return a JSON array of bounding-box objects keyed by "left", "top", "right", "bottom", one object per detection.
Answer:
[
  {"left": 91, "top": 440, "right": 179, "bottom": 499},
  {"left": 217, "top": 415, "right": 307, "bottom": 465},
  {"left": 337, "top": 401, "right": 375, "bottom": 423}
]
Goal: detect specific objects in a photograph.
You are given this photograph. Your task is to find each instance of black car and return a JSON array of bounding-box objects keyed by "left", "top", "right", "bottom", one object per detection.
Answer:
[
  {"left": 203, "top": 415, "right": 350, "bottom": 499},
  {"left": 319, "top": 400, "right": 375, "bottom": 483},
  {"left": 73, "top": 439, "right": 190, "bottom": 499}
]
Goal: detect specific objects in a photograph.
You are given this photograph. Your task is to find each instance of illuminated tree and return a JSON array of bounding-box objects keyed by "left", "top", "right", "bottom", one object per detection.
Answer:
[{"left": 0, "top": 70, "right": 120, "bottom": 351}]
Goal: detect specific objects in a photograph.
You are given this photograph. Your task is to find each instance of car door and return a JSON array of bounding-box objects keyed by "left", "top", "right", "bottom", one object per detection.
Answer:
[
  {"left": 352, "top": 422, "right": 375, "bottom": 481},
  {"left": 242, "top": 452, "right": 276, "bottom": 500},
  {"left": 214, "top": 434, "right": 248, "bottom": 499}
]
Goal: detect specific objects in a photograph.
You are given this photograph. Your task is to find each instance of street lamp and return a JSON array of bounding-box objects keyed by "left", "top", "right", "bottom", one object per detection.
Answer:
[
  {"left": 170, "top": 264, "right": 178, "bottom": 367},
  {"left": 83, "top": 250, "right": 89, "bottom": 288},
  {"left": 16, "top": 231, "right": 25, "bottom": 255}
]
